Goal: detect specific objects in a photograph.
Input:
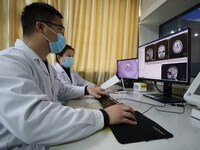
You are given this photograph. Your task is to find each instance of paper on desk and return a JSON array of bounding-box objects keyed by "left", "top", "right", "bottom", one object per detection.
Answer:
[{"left": 101, "top": 75, "right": 120, "bottom": 89}]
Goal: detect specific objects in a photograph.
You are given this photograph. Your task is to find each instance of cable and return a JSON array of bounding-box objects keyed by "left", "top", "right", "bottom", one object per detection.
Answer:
[
  {"left": 141, "top": 106, "right": 154, "bottom": 114},
  {"left": 153, "top": 81, "right": 164, "bottom": 93},
  {"left": 115, "top": 98, "right": 166, "bottom": 107},
  {"left": 153, "top": 105, "right": 185, "bottom": 114},
  {"left": 152, "top": 81, "right": 184, "bottom": 97},
  {"left": 115, "top": 98, "right": 165, "bottom": 114},
  {"left": 116, "top": 97, "right": 186, "bottom": 114}
]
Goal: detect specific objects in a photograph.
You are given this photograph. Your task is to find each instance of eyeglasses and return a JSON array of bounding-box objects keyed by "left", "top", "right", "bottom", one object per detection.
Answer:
[{"left": 38, "top": 20, "right": 65, "bottom": 34}]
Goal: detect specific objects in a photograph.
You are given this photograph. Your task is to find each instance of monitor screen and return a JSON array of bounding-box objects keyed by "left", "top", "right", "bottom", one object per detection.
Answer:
[
  {"left": 117, "top": 58, "right": 138, "bottom": 80},
  {"left": 138, "top": 28, "right": 190, "bottom": 84}
]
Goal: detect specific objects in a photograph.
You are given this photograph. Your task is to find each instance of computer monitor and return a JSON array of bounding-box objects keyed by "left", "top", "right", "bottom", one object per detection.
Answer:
[
  {"left": 117, "top": 58, "right": 139, "bottom": 80},
  {"left": 138, "top": 28, "right": 191, "bottom": 103},
  {"left": 117, "top": 58, "right": 139, "bottom": 89}
]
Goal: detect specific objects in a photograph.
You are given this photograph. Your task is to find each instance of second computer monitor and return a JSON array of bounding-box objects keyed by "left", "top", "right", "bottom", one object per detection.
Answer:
[
  {"left": 138, "top": 28, "right": 190, "bottom": 84},
  {"left": 117, "top": 58, "right": 139, "bottom": 80}
]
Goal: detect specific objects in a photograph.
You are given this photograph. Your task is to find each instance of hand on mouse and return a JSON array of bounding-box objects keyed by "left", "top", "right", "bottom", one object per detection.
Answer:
[{"left": 104, "top": 103, "right": 137, "bottom": 125}]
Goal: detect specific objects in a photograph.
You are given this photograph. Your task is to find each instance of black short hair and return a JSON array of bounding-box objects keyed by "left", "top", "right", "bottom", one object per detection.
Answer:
[
  {"left": 56, "top": 45, "right": 75, "bottom": 63},
  {"left": 21, "top": 2, "right": 63, "bottom": 36}
]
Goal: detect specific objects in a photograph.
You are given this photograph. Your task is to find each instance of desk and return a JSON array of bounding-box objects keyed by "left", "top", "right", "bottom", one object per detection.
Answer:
[{"left": 50, "top": 90, "right": 200, "bottom": 150}]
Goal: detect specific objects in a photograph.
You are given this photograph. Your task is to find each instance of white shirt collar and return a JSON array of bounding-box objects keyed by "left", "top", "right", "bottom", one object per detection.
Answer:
[
  {"left": 55, "top": 62, "right": 66, "bottom": 73},
  {"left": 14, "top": 39, "right": 43, "bottom": 63}
]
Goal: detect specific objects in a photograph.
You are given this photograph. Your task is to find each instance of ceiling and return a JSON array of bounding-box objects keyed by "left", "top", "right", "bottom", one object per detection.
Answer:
[{"left": 140, "top": 0, "right": 200, "bottom": 26}]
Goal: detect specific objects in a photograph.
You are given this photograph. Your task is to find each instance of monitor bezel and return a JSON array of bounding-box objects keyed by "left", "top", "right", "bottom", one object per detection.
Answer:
[
  {"left": 138, "top": 28, "right": 191, "bottom": 85},
  {"left": 117, "top": 57, "right": 139, "bottom": 80}
]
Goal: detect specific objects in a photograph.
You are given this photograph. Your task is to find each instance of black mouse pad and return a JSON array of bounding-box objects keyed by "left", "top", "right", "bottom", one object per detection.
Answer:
[{"left": 109, "top": 111, "right": 173, "bottom": 144}]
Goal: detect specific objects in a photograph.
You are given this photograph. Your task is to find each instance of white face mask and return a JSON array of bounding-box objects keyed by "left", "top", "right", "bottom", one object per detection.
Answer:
[{"left": 42, "top": 24, "right": 66, "bottom": 54}]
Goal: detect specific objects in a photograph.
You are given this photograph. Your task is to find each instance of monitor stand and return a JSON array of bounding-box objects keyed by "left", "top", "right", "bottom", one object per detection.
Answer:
[
  {"left": 124, "top": 79, "right": 134, "bottom": 88},
  {"left": 143, "top": 82, "right": 185, "bottom": 104},
  {"left": 113, "top": 78, "right": 127, "bottom": 94}
]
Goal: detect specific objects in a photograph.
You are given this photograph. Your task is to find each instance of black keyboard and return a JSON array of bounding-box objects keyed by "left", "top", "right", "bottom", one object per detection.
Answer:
[
  {"left": 96, "top": 95, "right": 173, "bottom": 144},
  {"left": 96, "top": 95, "right": 118, "bottom": 108}
]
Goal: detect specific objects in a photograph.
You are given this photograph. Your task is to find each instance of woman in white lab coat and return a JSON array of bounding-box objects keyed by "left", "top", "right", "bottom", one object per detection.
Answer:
[{"left": 55, "top": 44, "right": 95, "bottom": 87}]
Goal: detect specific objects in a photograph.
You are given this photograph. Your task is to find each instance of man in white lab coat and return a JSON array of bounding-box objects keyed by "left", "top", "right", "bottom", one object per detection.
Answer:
[
  {"left": 0, "top": 2, "right": 137, "bottom": 150},
  {"left": 55, "top": 44, "right": 95, "bottom": 88}
]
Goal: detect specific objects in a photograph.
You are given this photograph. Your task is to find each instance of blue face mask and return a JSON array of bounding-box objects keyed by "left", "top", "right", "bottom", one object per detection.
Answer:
[
  {"left": 64, "top": 57, "right": 74, "bottom": 68},
  {"left": 42, "top": 24, "right": 66, "bottom": 54}
]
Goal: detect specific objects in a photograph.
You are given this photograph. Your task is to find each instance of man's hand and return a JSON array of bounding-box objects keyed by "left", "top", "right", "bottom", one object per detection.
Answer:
[
  {"left": 104, "top": 104, "right": 137, "bottom": 125},
  {"left": 87, "top": 86, "right": 106, "bottom": 98}
]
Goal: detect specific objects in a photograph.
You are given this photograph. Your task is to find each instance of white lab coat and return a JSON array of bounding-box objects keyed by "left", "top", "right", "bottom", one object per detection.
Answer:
[
  {"left": 0, "top": 39, "right": 104, "bottom": 150},
  {"left": 54, "top": 63, "right": 95, "bottom": 87}
]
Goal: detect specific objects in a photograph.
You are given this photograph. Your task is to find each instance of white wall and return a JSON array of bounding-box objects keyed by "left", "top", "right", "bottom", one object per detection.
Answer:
[{"left": 139, "top": 24, "right": 158, "bottom": 46}]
